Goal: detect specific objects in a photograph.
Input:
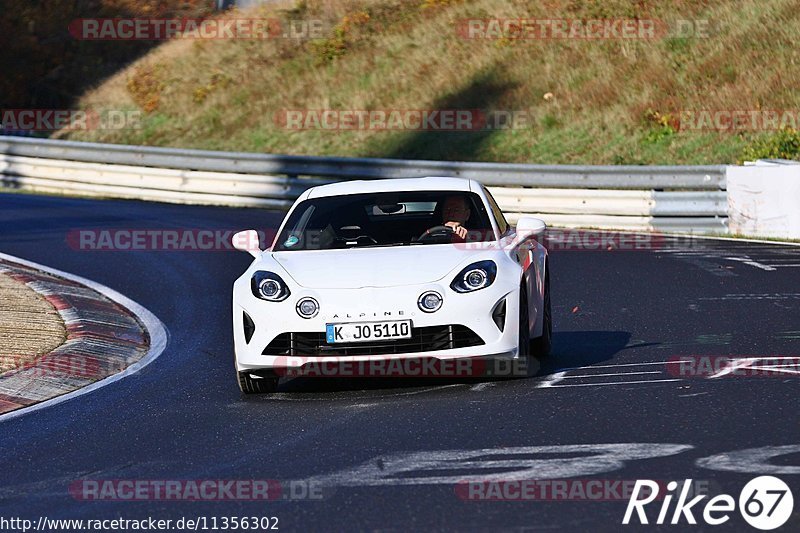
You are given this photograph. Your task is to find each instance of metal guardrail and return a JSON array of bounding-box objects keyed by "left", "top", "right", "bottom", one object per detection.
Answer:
[{"left": 0, "top": 136, "right": 729, "bottom": 232}]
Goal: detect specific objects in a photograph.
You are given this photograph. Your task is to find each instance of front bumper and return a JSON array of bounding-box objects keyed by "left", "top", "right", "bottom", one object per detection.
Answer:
[{"left": 233, "top": 277, "right": 521, "bottom": 372}]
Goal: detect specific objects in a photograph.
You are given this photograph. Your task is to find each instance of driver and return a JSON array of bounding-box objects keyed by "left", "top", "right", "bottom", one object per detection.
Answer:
[{"left": 442, "top": 195, "right": 470, "bottom": 239}]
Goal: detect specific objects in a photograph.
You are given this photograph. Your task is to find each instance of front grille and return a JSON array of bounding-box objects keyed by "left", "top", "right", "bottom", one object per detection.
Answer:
[{"left": 262, "top": 325, "right": 484, "bottom": 357}]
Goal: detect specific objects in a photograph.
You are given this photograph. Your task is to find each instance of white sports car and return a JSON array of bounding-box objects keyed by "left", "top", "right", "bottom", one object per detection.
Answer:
[{"left": 232, "top": 177, "right": 551, "bottom": 393}]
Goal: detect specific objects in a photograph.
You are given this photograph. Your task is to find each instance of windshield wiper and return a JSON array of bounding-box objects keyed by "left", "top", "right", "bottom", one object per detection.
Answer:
[{"left": 360, "top": 242, "right": 416, "bottom": 247}]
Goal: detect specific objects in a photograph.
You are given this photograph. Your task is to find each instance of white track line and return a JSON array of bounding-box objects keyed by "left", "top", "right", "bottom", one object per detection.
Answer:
[
  {"left": 720, "top": 256, "right": 777, "bottom": 271},
  {"left": 557, "top": 361, "right": 677, "bottom": 371},
  {"left": 561, "top": 371, "right": 662, "bottom": 379},
  {"left": 0, "top": 252, "right": 169, "bottom": 423},
  {"left": 709, "top": 357, "right": 800, "bottom": 378},
  {"left": 547, "top": 379, "right": 682, "bottom": 388},
  {"left": 752, "top": 368, "right": 800, "bottom": 375}
]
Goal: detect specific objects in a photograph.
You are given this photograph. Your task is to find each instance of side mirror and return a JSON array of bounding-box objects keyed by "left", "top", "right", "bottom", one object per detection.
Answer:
[
  {"left": 232, "top": 229, "right": 262, "bottom": 258},
  {"left": 516, "top": 217, "right": 546, "bottom": 237}
]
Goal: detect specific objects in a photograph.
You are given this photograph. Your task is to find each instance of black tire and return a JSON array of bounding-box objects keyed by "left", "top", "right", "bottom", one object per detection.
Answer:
[
  {"left": 238, "top": 370, "right": 278, "bottom": 394},
  {"left": 531, "top": 270, "right": 552, "bottom": 359}
]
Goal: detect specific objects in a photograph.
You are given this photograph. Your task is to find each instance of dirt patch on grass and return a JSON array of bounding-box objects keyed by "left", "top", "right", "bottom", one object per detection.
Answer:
[{"left": 0, "top": 272, "right": 67, "bottom": 375}]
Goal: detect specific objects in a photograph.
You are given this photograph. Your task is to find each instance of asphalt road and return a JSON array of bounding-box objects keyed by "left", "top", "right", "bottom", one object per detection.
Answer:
[{"left": 0, "top": 192, "right": 798, "bottom": 532}]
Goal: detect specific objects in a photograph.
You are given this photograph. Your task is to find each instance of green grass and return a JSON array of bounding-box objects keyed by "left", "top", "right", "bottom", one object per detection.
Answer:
[{"left": 61, "top": 0, "right": 800, "bottom": 164}]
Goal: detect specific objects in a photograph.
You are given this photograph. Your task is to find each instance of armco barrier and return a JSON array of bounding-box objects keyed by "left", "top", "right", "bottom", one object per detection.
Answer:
[{"left": 0, "top": 136, "right": 728, "bottom": 232}]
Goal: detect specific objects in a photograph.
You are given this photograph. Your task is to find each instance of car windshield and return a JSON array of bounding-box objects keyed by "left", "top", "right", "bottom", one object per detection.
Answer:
[{"left": 273, "top": 191, "right": 495, "bottom": 251}]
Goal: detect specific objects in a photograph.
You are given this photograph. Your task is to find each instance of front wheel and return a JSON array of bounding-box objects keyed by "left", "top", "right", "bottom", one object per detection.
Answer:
[
  {"left": 531, "top": 271, "right": 552, "bottom": 359},
  {"left": 238, "top": 370, "right": 278, "bottom": 394}
]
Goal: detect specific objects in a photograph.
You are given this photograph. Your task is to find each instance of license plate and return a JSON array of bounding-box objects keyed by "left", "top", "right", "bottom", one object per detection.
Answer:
[{"left": 326, "top": 320, "right": 412, "bottom": 344}]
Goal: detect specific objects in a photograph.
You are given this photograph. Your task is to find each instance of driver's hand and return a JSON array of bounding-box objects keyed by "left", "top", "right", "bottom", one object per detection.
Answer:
[{"left": 444, "top": 221, "right": 468, "bottom": 239}]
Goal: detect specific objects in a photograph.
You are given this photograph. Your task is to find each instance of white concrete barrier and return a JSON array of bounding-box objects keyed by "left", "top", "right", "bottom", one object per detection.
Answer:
[{"left": 727, "top": 160, "right": 800, "bottom": 239}]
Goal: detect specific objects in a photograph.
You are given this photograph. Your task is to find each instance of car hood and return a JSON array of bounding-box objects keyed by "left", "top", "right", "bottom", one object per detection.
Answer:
[{"left": 269, "top": 245, "right": 487, "bottom": 289}]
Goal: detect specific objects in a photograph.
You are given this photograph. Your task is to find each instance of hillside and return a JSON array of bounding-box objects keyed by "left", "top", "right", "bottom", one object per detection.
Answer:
[
  {"left": 61, "top": 0, "right": 800, "bottom": 164},
  {"left": 0, "top": 0, "right": 213, "bottom": 110}
]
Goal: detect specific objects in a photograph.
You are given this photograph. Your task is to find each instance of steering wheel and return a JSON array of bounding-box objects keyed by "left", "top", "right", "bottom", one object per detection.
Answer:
[{"left": 417, "top": 225, "right": 455, "bottom": 242}]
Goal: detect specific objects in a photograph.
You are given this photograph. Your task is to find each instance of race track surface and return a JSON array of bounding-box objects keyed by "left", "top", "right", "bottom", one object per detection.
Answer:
[{"left": 0, "top": 192, "right": 797, "bottom": 531}]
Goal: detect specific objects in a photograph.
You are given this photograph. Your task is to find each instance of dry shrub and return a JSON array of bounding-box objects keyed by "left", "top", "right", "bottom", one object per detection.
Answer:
[{"left": 126, "top": 64, "right": 164, "bottom": 113}]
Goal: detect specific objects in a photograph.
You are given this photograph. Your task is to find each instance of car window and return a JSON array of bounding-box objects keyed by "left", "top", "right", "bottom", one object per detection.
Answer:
[
  {"left": 274, "top": 191, "right": 494, "bottom": 251},
  {"left": 483, "top": 187, "right": 509, "bottom": 235}
]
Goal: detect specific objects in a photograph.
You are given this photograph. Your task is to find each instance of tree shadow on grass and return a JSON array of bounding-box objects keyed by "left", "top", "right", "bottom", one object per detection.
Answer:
[
  {"left": 0, "top": 1, "right": 214, "bottom": 111},
  {"left": 364, "top": 68, "right": 521, "bottom": 162}
]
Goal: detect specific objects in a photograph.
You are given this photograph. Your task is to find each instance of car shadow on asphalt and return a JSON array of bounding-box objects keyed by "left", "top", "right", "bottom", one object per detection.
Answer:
[
  {"left": 538, "top": 330, "right": 633, "bottom": 376},
  {"left": 245, "top": 330, "right": 632, "bottom": 396}
]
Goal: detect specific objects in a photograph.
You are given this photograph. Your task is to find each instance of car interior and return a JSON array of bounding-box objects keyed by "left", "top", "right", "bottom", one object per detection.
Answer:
[{"left": 276, "top": 192, "right": 494, "bottom": 250}]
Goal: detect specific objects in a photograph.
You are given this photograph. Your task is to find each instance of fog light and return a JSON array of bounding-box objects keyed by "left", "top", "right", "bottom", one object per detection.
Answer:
[
  {"left": 418, "top": 291, "right": 443, "bottom": 313},
  {"left": 296, "top": 297, "right": 319, "bottom": 318}
]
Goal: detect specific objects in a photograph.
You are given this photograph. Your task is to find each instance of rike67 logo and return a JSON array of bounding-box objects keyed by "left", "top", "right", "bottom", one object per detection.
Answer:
[{"left": 623, "top": 476, "right": 794, "bottom": 530}]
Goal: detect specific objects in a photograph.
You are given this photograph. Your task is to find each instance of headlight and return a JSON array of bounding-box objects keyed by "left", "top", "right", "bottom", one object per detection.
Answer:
[
  {"left": 418, "top": 291, "right": 443, "bottom": 313},
  {"left": 296, "top": 297, "right": 319, "bottom": 318},
  {"left": 451, "top": 260, "right": 497, "bottom": 293},
  {"left": 251, "top": 271, "right": 290, "bottom": 302}
]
